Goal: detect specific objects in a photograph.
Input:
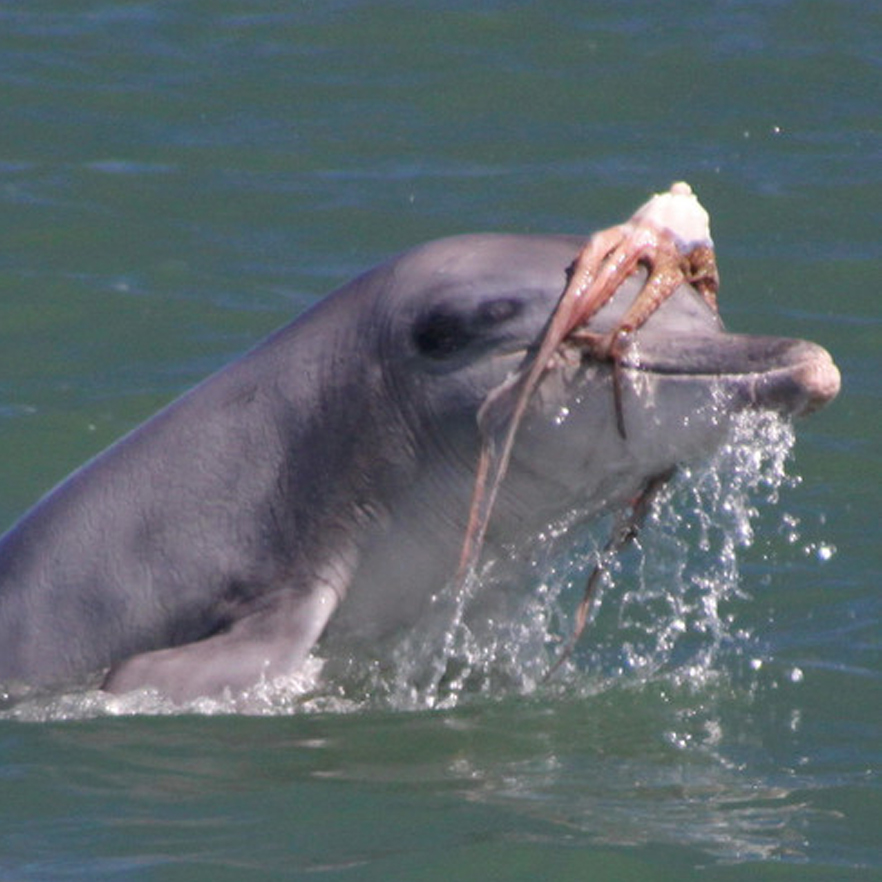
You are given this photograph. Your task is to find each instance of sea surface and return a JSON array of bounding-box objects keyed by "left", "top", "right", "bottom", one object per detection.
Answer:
[{"left": 0, "top": 2, "right": 879, "bottom": 879}]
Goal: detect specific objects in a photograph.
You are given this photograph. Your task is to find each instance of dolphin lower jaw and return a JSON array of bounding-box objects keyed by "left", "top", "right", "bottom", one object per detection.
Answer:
[{"left": 607, "top": 333, "right": 840, "bottom": 419}]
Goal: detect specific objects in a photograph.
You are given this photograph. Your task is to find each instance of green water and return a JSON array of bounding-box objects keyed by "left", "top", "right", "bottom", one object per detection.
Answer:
[{"left": 1, "top": 2, "right": 879, "bottom": 879}]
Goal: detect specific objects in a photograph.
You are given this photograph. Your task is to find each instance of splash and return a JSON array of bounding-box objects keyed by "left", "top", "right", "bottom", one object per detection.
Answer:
[
  {"left": 590, "top": 408, "right": 799, "bottom": 688},
  {"left": 328, "top": 408, "right": 802, "bottom": 712}
]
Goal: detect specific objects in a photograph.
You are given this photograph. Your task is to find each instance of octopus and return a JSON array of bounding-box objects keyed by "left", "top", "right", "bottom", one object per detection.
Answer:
[{"left": 457, "top": 182, "right": 723, "bottom": 673}]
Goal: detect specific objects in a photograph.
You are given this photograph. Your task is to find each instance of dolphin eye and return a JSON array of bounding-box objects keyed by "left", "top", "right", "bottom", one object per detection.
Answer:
[
  {"left": 412, "top": 298, "right": 524, "bottom": 360},
  {"left": 412, "top": 308, "right": 472, "bottom": 359}
]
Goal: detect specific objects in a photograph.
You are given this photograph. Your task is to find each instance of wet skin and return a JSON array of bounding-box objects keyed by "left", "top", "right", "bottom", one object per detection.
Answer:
[{"left": 0, "top": 234, "right": 839, "bottom": 703}]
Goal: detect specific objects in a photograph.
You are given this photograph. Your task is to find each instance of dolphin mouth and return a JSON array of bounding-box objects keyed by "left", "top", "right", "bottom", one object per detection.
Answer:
[
  {"left": 616, "top": 332, "right": 841, "bottom": 417},
  {"left": 551, "top": 263, "right": 840, "bottom": 419}
]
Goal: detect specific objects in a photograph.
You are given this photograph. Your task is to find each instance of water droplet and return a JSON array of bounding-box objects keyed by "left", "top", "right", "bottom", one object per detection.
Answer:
[{"left": 816, "top": 543, "right": 835, "bottom": 562}]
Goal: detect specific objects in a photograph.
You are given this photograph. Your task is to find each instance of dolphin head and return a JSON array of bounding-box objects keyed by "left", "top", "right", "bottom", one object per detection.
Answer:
[
  {"left": 289, "top": 229, "right": 841, "bottom": 652},
  {"left": 378, "top": 233, "right": 839, "bottom": 536}
]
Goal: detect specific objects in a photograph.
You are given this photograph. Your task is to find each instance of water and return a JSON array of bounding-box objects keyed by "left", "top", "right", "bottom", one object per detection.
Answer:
[{"left": 0, "top": 2, "right": 879, "bottom": 879}]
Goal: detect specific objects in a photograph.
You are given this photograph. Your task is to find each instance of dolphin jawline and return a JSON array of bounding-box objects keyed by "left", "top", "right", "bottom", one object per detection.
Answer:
[{"left": 603, "top": 331, "right": 841, "bottom": 417}]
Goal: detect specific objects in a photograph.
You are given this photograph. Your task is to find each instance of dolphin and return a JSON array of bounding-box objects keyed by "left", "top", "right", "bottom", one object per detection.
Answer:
[{"left": 0, "top": 232, "right": 839, "bottom": 703}]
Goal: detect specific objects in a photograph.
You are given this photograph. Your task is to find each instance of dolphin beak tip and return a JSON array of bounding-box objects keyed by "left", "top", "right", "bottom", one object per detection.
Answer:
[{"left": 792, "top": 346, "right": 841, "bottom": 415}]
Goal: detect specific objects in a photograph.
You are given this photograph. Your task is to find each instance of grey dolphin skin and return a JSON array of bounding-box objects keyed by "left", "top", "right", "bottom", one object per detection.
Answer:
[{"left": 0, "top": 233, "right": 839, "bottom": 704}]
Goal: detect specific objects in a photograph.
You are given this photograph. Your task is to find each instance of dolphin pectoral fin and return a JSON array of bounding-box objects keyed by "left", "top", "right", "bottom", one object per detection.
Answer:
[{"left": 101, "top": 585, "right": 339, "bottom": 704}]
